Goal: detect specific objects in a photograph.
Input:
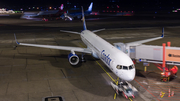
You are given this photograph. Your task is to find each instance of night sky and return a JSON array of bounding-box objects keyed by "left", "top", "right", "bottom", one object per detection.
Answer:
[
  {"left": 1, "top": 0, "right": 64, "bottom": 6},
  {"left": 1, "top": 0, "right": 180, "bottom": 11},
  {"left": 1, "top": 0, "right": 94, "bottom": 6}
]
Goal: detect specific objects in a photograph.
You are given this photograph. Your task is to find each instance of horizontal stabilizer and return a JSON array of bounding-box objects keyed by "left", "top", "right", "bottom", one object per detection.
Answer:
[
  {"left": 92, "top": 28, "right": 105, "bottom": 33},
  {"left": 60, "top": 30, "right": 80, "bottom": 34}
]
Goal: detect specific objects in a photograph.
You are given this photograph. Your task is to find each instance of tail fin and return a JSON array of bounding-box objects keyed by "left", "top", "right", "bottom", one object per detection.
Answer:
[
  {"left": 59, "top": 4, "right": 64, "bottom": 11},
  {"left": 87, "top": 2, "right": 93, "bottom": 11},
  {"left": 82, "top": 6, "right": 87, "bottom": 30}
]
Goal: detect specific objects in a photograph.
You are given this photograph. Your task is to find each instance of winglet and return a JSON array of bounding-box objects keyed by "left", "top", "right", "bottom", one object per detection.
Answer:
[
  {"left": 81, "top": 6, "right": 87, "bottom": 30},
  {"left": 161, "top": 27, "right": 164, "bottom": 37},
  {"left": 14, "top": 33, "right": 20, "bottom": 45}
]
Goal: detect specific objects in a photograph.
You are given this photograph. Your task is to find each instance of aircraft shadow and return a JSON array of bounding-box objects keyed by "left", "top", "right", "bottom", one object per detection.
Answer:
[{"left": 2, "top": 51, "right": 116, "bottom": 97}]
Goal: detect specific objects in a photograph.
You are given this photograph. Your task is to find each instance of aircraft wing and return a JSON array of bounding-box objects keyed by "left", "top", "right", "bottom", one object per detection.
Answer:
[
  {"left": 14, "top": 34, "right": 92, "bottom": 54},
  {"left": 125, "top": 28, "right": 164, "bottom": 46},
  {"left": 126, "top": 34, "right": 164, "bottom": 46}
]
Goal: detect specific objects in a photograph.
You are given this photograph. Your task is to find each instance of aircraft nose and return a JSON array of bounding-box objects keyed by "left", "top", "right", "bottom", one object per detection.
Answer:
[
  {"left": 127, "top": 69, "right": 135, "bottom": 81},
  {"left": 121, "top": 69, "right": 135, "bottom": 81},
  {"left": 126, "top": 73, "right": 135, "bottom": 81}
]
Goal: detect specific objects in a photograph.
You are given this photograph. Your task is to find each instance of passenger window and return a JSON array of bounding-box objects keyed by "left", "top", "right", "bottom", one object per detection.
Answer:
[{"left": 123, "top": 66, "right": 128, "bottom": 70}]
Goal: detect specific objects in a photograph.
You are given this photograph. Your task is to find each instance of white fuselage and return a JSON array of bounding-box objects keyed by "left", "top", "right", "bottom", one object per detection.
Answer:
[
  {"left": 38, "top": 10, "right": 59, "bottom": 15},
  {"left": 80, "top": 30, "right": 135, "bottom": 81}
]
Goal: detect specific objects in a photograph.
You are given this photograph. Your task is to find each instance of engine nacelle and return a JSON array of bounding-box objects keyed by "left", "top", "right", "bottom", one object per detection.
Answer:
[{"left": 68, "top": 53, "right": 79, "bottom": 65}]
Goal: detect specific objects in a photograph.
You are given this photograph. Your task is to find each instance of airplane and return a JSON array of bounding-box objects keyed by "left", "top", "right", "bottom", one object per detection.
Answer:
[
  {"left": 0, "top": 8, "right": 15, "bottom": 14},
  {"left": 60, "top": 2, "right": 93, "bottom": 20},
  {"left": 14, "top": 6, "right": 164, "bottom": 83},
  {"left": 15, "top": 6, "right": 135, "bottom": 82},
  {"left": 20, "top": 12, "right": 40, "bottom": 20},
  {"left": 21, "top": 4, "right": 64, "bottom": 20},
  {"left": 37, "top": 4, "right": 64, "bottom": 16}
]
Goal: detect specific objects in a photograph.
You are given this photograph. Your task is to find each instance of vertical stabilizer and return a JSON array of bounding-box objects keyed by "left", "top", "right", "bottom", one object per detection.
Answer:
[
  {"left": 82, "top": 6, "right": 87, "bottom": 30},
  {"left": 87, "top": 2, "right": 93, "bottom": 12},
  {"left": 59, "top": 4, "right": 64, "bottom": 11}
]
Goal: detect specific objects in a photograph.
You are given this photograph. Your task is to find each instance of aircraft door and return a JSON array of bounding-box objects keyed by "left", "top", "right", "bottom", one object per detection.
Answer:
[
  {"left": 111, "top": 59, "right": 122, "bottom": 77},
  {"left": 110, "top": 59, "right": 116, "bottom": 71}
]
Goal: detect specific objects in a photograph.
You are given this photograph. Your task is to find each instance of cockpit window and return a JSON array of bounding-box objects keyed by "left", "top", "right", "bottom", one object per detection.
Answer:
[
  {"left": 129, "top": 65, "right": 134, "bottom": 70},
  {"left": 117, "top": 64, "right": 134, "bottom": 70},
  {"left": 123, "top": 66, "right": 128, "bottom": 70},
  {"left": 129, "top": 65, "right": 133, "bottom": 69},
  {"left": 116, "top": 65, "right": 122, "bottom": 69}
]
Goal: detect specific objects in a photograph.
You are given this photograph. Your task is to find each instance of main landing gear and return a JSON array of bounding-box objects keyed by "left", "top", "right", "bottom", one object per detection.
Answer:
[{"left": 81, "top": 53, "right": 86, "bottom": 62}]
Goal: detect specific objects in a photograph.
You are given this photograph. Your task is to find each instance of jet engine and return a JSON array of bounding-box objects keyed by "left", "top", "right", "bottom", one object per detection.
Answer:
[{"left": 68, "top": 53, "right": 79, "bottom": 65}]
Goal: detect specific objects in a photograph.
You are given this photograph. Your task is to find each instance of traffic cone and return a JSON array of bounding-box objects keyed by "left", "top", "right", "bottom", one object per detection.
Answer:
[
  {"left": 168, "top": 88, "right": 171, "bottom": 97},
  {"left": 159, "top": 91, "right": 162, "bottom": 97},
  {"left": 171, "top": 91, "right": 174, "bottom": 97}
]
